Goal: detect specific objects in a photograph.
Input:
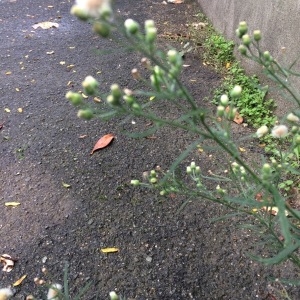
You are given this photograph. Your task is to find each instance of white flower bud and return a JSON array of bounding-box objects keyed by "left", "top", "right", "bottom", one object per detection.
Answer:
[
  {"left": 253, "top": 30, "right": 261, "bottom": 41},
  {"left": 230, "top": 85, "right": 242, "bottom": 98},
  {"left": 242, "top": 34, "right": 251, "bottom": 46},
  {"left": 145, "top": 27, "right": 157, "bottom": 43},
  {"left": 256, "top": 125, "right": 268, "bottom": 138},
  {"left": 217, "top": 105, "right": 225, "bottom": 117},
  {"left": 145, "top": 20, "right": 155, "bottom": 30},
  {"left": 186, "top": 166, "right": 192, "bottom": 174},
  {"left": 220, "top": 94, "right": 229, "bottom": 106},
  {"left": 47, "top": 283, "right": 62, "bottom": 300},
  {"left": 130, "top": 180, "right": 140, "bottom": 186},
  {"left": 0, "top": 288, "right": 13, "bottom": 300},
  {"left": 124, "top": 18, "right": 140, "bottom": 34},
  {"left": 271, "top": 125, "right": 288, "bottom": 138},
  {"left": 287, "top": 113, "right": 300, "bottom": 122},
  {"left": 82, "top": 75, "right": 99, "bottom": 95},
  {"left": 109, "top": 291, "right": 119, "bottom": 300}
]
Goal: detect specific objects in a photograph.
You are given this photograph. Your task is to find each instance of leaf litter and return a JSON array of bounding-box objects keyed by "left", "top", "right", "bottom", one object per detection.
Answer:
[{"left": 91, "top": 134, "right": 114, "bottom": 154}]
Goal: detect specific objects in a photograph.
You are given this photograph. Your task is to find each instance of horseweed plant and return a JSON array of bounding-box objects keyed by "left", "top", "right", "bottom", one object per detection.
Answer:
[{"left": 68, "top": 1, "right": 300, "bottom": 275}]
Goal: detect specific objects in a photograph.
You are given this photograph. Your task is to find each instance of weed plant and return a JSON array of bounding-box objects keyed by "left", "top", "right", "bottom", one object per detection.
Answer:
[{"left": 66, "top": 0, "right": 300, "bottom": 290}]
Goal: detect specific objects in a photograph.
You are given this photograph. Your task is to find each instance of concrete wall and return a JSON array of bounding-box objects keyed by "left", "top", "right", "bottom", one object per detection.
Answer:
[{"left": 197, "top": 0, "right": 300, "bottom": 114}]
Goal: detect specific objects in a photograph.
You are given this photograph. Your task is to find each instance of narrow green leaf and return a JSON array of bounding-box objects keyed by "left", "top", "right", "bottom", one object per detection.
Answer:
[
  {"left": 63, "top": 263, "right": 70, "bottom": 300},
  {"left": 210, "top": 212, "right": 242, "bottom": 223},
  {"left": 160, "top": 138, "right": 204, "bottom": 184},
  {"left": 251, "top": 240, "right": 300, "bottom": 265}
]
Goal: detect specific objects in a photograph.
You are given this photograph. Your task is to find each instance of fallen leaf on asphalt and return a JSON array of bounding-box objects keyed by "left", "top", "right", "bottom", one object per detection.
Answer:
[
  {"left": 93, "top": 97, "right": 101, "bottom": 103},
  {"left": 5, "top": 71, "right": 12, "bottom": 75},
  {"left": 16, "top": 88, "right": 20, "bottom": 92},
  {"left": 59, "top": 61, "right": 66, "bottom": 65},
  {"left": 167, "top": 0, "right": 184, "bottom": 3},
  {"left": 4, "top": 108, "right": 11, "bottom": 113},
  {"left": 101, "top": 247, "right": 119, "bottom": 253},
  {"left": 18, "top": 108, "right": 23, "bottom": 113},
  {"left": 5, "top": 202, "right": 21, "bottom": 207},
  {"left": 79, "top": 135, "right": 87, "bottom": 139},
  {"left": 46, "top": 51, "right": 55, "bottom": 55},
  {"left": 32, "top": 22, "right": 59, "bottom": 30},
  {"left": 62, "top": 182, "right": 71, "bottom": 188},
  {"left": 0, "top": 254, "right": 15, "bottom": 272},
  {"left": 91, "top": 134, "right": 114, "bottom": 154},
  {"left": 13, "top": 274, "right": 27, "bottom": 287}
]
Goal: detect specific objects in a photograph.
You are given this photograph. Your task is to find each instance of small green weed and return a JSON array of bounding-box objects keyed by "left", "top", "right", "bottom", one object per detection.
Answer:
[
  {"left": 214, "top": 62, "right": 276, "bottom": 128},
  {"left": 203, "top": 33, "right": 235, "bottom": 68},
  {"left": 189, "top": 14, "right": 276, "bottom": 130}
]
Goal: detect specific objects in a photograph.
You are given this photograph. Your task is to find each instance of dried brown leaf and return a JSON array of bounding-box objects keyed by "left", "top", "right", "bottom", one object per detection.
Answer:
[{"left": 91, "top": 134, "right": 114, "bottom": 154}]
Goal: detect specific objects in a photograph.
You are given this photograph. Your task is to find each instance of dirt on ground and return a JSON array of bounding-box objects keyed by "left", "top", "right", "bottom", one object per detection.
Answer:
[{"left": 0, "top": 0, "right": 299, "bottom": 299}]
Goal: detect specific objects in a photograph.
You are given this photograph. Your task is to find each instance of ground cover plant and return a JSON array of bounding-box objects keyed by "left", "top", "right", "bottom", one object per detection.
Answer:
[{"left": 66, "top": 0, "right": 300, "bottom": 294}]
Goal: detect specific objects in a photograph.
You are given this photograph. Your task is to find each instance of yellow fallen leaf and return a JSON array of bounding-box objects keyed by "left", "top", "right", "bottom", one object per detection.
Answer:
[
  {"left": 239, "top": 147, "right": 246, "bottom": 152},
  {"left": 69, "top": 46, "right": 75, "bottom": 49},
  {"left": 81, "top": 93, "right": 88, "bottom": 99},
  {"left": 46, "top": 51, "right": 55, "bottom": 55},
  {"left": 4, "top": 108, "right": 11, "bottom": 113},
  {"left": 226, "top": 62, "right": 231, "bottom": 69},
  {"left": 149, "top": 96, "right": 155, "bottom": 101},
  {"left": 5, "top": 71, "right": 12, "bottom": 75},
  {"left": 62, "top": 182, "right": 71, "bottom": 188},
  {"left": 197, "top": 147, "right": 204, "bottom": 153},
  {"left": 16, "top": 88, "right": 20, "bottom": 92},
  {"left": 60, "top": 61, "right": 66, "bottom": 65},
  {"left": 13, "top": 274, "right": 27, "bottom": 287},
  {"left": 93, "top": 97, "right": 101, "bottom": 103},
  {"left": 5, "top": 202, "right": 21, "bottom": 207},
  {"left": 67, "top": 64, "right": 75, "bottom": 69},
  {"left": 18, "top": 108, "right": 23, "bottom": 113},
  {"left": 101, "top": 247, "right": 119, "bottom": 253}
]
